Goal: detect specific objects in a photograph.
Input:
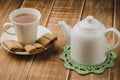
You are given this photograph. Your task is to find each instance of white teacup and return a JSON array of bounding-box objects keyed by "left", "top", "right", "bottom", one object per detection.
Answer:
[{"left": 3, "top": 8, "right": 41, "bottom": 45}]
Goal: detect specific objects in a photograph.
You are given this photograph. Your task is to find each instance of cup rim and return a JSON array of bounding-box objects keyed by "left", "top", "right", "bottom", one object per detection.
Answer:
[{"left": 9, "top": 8, "right": 41, "bottom": 25}]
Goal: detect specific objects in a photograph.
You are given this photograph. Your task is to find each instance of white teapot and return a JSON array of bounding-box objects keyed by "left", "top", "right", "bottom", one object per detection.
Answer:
[{"left": 58, "top": 16, "right": 120, "bottom": 65}]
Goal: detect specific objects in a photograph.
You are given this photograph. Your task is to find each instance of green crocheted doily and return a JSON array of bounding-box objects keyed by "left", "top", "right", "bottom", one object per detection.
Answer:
[{"left": 60, "top": 45, "right": 117, "bottom": 75}]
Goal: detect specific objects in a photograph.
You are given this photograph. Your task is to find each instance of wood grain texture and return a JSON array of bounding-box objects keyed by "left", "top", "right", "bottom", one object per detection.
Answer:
[
  {"left": 111, "top": 0, "right": 120, "bottom": 80},
  {"left": 0, "top": 0, "right": 119, "bottom": 80},
  {"left": 0, "top": 0, "right": 23, "bottom": 35},
  {"left": 0, "top": 1, "right": 29, "bottom": 80},
  {"left": 0, "top": 0, "right": 55, "bottom": 80},
  {"left": 26, "top": 0, "right": 85, "bottom": 80},
  {"left": 70, "top": 0, "right": 114, "bottom": 80},
  {"left": 22, "top": 0, "right": 55, "bottom": 26},
  {"left": 20, "top": 0, "right": 57, "bottom": 80}
]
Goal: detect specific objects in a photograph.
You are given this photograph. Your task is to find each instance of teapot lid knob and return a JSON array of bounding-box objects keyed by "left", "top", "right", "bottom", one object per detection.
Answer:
[
  {"left": 74, "top": 15, "right": 105, "bottom": 32},
  {"left": 86, "top": 16, "right": 94, "bottom": 23}
]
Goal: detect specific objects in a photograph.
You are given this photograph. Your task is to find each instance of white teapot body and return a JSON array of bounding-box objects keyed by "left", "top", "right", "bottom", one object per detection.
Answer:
[
  {"left": 71, "top": 26, "right": 107, "bottom": 65},
  {"left": 58, "top": 16, "right": 120, "bottom": 65}
]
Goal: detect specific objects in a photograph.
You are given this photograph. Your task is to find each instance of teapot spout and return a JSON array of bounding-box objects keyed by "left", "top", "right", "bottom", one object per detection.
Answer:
[{"left": 58, "top": 21, "right": 72, "bottom": 43}]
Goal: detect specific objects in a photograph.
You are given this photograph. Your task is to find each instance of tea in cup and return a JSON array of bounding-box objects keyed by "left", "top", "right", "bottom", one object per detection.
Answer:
[{"left": 3, "top": 8, "right": 41, "bottom": 45}]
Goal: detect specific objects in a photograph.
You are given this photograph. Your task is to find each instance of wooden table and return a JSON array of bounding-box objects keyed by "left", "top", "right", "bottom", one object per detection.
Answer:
[{"left": 0, "top": 0, "right": 120, "bottom": 80}]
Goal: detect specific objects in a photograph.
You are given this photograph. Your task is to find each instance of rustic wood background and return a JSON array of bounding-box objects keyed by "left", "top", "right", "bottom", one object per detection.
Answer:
[{"left": 0, "top": 0, "right": 120, "bottom": 80}]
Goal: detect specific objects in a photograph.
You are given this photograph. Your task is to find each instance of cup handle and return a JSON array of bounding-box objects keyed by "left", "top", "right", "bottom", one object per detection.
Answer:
[
  {"left": 105, "top": 28, "right": 120, "bottom": 55},
  {"left": 3, "top": 22, "right": 15, "bottom": 35}
]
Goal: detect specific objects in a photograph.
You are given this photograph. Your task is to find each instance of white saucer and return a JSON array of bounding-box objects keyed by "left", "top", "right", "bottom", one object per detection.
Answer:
[{"left": 0, "top": 25, "right": 52, "bottom": 55}]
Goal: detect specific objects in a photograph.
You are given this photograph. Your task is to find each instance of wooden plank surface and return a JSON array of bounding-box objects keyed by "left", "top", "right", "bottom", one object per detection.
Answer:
[
  {"left": 0, "top": 0, "right": 56, "bottom": 80},
  {"left": 0, "top": 0, "right": 120, "bottom": 80},
  {"left": 112, "top": 0, "right": 120, "bottom": 80},
  {"left": 22, "top": 0, "right": 55, "bottom": 26},
  {"left": 0, "top": 0, "right": 26, "bottom": 80},
  {"left": 0, "top": 0, "right": 23, "bottom": 35},
  {"left": 26, "top": 0, "right": 85, "bottom": 80},
  {"left": 20, "top": 0, "right": 57, "bottom": 80}
]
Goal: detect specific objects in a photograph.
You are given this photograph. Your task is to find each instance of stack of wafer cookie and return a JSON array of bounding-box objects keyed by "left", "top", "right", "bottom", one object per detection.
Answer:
[
  {"left": 25, "top": 33, "right": 57, "bottom": 53},
  {"left": 2, "top": 33, "right": 57, "bottom": 54},
  {"left": 2, "top": 40, "right": 24, "bottom": 52}
]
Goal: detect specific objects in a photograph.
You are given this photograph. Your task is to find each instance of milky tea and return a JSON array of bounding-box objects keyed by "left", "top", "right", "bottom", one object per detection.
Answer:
[{"left": 13, "top": 13, "right": 37, "bottom": 23}]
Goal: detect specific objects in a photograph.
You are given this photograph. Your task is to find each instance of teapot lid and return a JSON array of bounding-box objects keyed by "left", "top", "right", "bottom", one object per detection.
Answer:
[{"left": 75, "top": 16, "right": 105, "bottom": 32}]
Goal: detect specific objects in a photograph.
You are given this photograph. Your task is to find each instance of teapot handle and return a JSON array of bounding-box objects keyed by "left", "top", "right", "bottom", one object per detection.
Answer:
[{"left": 105, "top": 28, "right": 120, "bottom": 55}]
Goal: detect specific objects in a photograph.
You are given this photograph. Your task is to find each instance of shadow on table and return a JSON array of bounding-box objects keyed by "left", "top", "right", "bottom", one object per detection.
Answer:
[{"left": 33, "top": 43, "right": 60, "bottom": 61}]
